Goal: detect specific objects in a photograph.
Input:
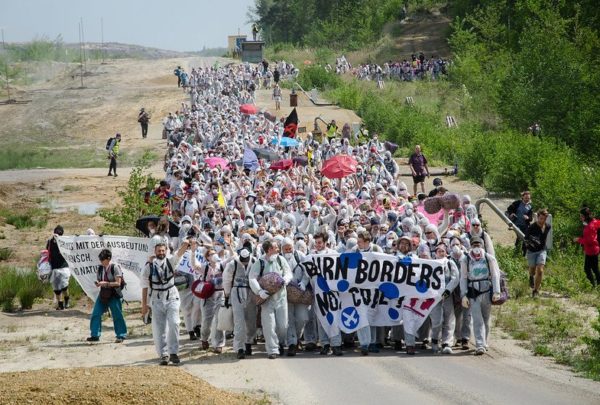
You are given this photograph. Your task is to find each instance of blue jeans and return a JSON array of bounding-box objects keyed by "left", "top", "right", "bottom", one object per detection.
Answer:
[{"left": 90, "top": 296, "right": 127, "bottom": 338}]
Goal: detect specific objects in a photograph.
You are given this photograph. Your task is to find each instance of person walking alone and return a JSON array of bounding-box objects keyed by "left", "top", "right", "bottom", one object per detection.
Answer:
[
  {"left": 107, "top": 133, "right": 121, "bottom": 177},
  {"left": 46, "top": 225, "right": 71, "bottom": 310},
  {"left": 574, "top": 207, "right": 600, "bottom": 287},
  {"left": 138, "top": 108, "right": 150, "bottom": 139},
  {"left": 525, "top": 209, "right": 551, "bottom": 297}
]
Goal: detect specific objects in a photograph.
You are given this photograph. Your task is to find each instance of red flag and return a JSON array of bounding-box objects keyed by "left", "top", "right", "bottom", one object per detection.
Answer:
[{"left": 283, "top": 108, "right": 298, "bottom": 138}]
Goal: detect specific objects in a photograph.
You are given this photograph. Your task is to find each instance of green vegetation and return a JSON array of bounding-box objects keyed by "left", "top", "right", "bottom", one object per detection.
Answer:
[
  {"left": 99, "top": 152, "right": 165, "bottom": 235},
  {"left": 0, "top": 247, "right": 14, "bottom": 261},
  {"left": 0, "top": 267, "right": 46, "bottom": 312},
  {"left": 0, "top": 207, "right": 49, "bottom": 230}
]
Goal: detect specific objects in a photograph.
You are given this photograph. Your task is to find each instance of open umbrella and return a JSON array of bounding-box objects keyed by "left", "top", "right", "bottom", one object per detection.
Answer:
[
  {"left": 292, "top": 156, "right": 308, "bottom": 166},
  {"left": 384, "top": 141, "right": 399, "bottom": 154},
  {"left": 240, "top": 104, "right": 258, "bottom": 115},
  {"left": 271, "top": 137, "right": 300, "bottom": 147},
  {"left": 205, "top": 157, "right": 229, "bottom": 170},
  {"left": 135, "top": 215, "right": 180, "bottom": 238},
  {"left": 321, "top": 155, "right": 358, "bottom": 179},
  {"left": 270, "top": 159, "right": 293, "bottom": 171},
  {"left": 252, "top": 148, "right": 279, "bottom": 161}
]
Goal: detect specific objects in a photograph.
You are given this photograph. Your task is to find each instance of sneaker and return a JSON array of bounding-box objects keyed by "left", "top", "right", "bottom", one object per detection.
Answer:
[
  {"left": 431, "top": 343, "right": 439, "bottom": 354},
  {"left": 189, "top": 332, "right": 198, "bottom": 341},
  {"left": 420, "top": 339, "right": 429, "bottom": 350},
  {"left": 406, "top": 346, "right": 416, "bottom": 355},
  {"left": 287, "top": 344, "right": 297, "bottom": 357},
  {"left": 474, "top": 347, "right": 485, "bottom": 356},
  {"left": 461, "top": 339, "right": 469, "bottom": 350},
  {"left": 360, "top": 345, "right": 369, "bottom": 356},
  {"left": 245, "top": 343, "right": 253, "bottom": 356},
  {"left": 529, "top": 275, "right": 534, "bottom": 289},
  {"left": 56, "top": 301, "right": 64, "bottom": 311},
  {"left": 394, "top": 341, "right": 404, "bottom": 351},
  {"left": 305, "top": 342, "right": 317, "bottom": 352},
  {"left": 332, "top": 346, "right": 344, "bottom": 356},
  {"left": 442, "top": 345, "right": 453, "bottom": 354},
  {"left": 201, "top": 340, "right": 209, "bottom": 350},
  {"left": 532, "top": 290, "right": 539, "bottom": 298},
  {"left": 169, "top": 354, "right": 181, "bottom": 364},
  {"left": 159, "top": 355, "right": 169, "bottom": 366},
  {"left": 279, "top": 344, "right": 285, "bottom": 356},
  {"left": 115, "top": 337, "right": 124, "bottom": 344},
  {"left": 64, "top": 297, "right": 70, "bottom": 309},
  {"left": 114, "top": 174, "right": 118, "bottom": 177},
  {"left": 86, "top": 336, "right": 99, "bottom": 342},
  {"left": 268, "top": 354, "right": 278, "bottom": 360},
  {"left": 194, "top": 325, "right": 201, "bottom": 337},
  {"left": 320, "top": 344, "right": 331, "bottom": 355},
  {"left": 237, "top": 349, "right": 245, "bottom": 359}
]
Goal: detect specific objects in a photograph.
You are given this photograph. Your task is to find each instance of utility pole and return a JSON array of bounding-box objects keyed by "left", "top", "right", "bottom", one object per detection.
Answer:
[
  {"left": 80, "top": 17, "right": 87, "bottom": 72},
  {"left": 1, "top": 28, "right": 11, "bottom": 102},
  {"left": 100, "top": 17, "right": 105, "bottom": 63},
  {"left": 78, "top": 21, "right": 84, "bottom": 88}
]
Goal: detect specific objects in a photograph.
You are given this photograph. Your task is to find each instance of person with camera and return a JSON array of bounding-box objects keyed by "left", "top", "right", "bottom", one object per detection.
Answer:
[
  {"left": 525, "top": 209, "right": 551, "bottom": 298},
  {"left": 141, "top": 240, "right": 188, "bottom": 365},
  {"left": 86, "top": 249, "right": 127, "bottom": 343}
]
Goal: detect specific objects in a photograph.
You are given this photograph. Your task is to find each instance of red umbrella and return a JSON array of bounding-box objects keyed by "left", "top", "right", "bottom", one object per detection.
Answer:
[
  {"left": 321, "top": 155, "right": 358, "bottom": 179},
  {"left": 204, "top": 157, "right": 229, "bottom": 170},
  {"left": 269, "top": 159, "right": 293, "bottom": 171},
  {"left": 263, "top": 111, "right": 277, "bottom": 122},
  {"left": 240, "top": 104, "right": 258, "bottom": 115}
]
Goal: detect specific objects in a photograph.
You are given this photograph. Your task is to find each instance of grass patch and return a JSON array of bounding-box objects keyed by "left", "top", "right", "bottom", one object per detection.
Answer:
[
  {"left": 62, "top": 185, "right": 82, "bottom": 192},
  {"left": 0, "top": 247, "right": 14, "bottom": 261},
  {"left": 0, "top": 267, "right": 48, "bottom": 312},
  {"left": 0, "top": 207, "right": 49, "bottom": 230}
]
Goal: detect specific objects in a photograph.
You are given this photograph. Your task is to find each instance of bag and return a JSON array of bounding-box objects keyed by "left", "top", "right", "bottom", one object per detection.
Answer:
[
  {"left": 37, "top": 250, "right": 52, "bottom": 283},
  {"left": 99, "top": 287, "right": 115, "bottom": 305},
  {"left": 286, "top": 283, "right": 313, "bottom": 305},
  {"left": 251, "top": 258, "right": 286, "bottom": 305},
  {"left": 216, "top": 303, "right": 234, "bottom": 331},
  {"left": 191, "top": 279, "right": 215, "bottom": 299},
  {"left": 174, "top": 273, "right": 190, "bottom": 291},
  {"left": 492, "top": 270, "right": 509, "bottom": 306},
  {"left": 105, "top": 137, "right": 114, "bottom": 150}
]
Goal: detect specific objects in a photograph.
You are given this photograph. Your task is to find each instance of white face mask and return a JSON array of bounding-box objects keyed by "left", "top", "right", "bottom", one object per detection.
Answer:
[
  {"left": 215, "top": 246, "right": 223, "bottom": 253},
  {"left": 284, "top": 253, "right": 293, "bottom": 261},
  {"left": 405, "top": 209, "right": 413, "bottom": 217},
  {"left": 451, "top": 245, "right": 461, "bottom": 256},
  {"left": 245, "top": 219, "right": 253, "bottom": 227},
  {"left": 427, "top": 238, "right": 437, "bottom": 245},
  {"left": 471, "top": 247, "right": 482, "bottom": 256},
  {"left": 181, "top": 223, "right": 191, "bottom": 233},
  {"left": 340, "top": 208, "right": 347, "bottom": 216},
  {"left": 149, "top": 229, "right": 156, "bottom": 235},
  {"left": 210, "top": 254, "right": 219, "bottom": 263},
  {"left": 386, "top": 240, "right": 394, "bottom": 248}
]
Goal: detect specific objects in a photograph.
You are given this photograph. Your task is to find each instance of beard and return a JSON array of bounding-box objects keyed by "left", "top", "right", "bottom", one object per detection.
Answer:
[{"left": 156, "top": 253, "right": 166, "bottom": 260}]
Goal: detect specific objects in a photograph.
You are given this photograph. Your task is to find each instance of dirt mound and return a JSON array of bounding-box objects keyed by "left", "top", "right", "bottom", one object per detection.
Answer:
[{"left": 0, "top": 366, "right": 256, "bottom": 405}]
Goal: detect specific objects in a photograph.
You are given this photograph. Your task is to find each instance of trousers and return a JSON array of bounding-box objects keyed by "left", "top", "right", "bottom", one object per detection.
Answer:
[
  {"left": 454, "top": 304, "right": 472, "bottom": 341},
  {"left": 90, "top": 296, "right": 127, "bottom": 338},
  {"left": 108, "top": 156, "right": 117, "bottom": 175},
  {"left": 286, "top": 303, "right": 309, "bottom": 346},
  {"left": 303, "top": 306, "right": 318, "bottom": 344},
  {"left": 470, "top": 293, "right": 492, "bottom": 349},
  {"left": 151, "top": 298, "right": 180, "bottom": 356},
  {"left": 201, "top": 292, "right": 226, "bottom": 348},
  {"left": 261, "top": 296, "right": 288, "bottom": 355},
  {"left": 180, "top": 289, "right": 202, "bottom": 333},
  {"left": 231, "top": 287, "right": 257, "bottom": 351},
  {"left": 357, "top": 326, "right": 376, "bottom": 346},
  {"left": 430, "top": 297, "right": 456, "bottom": 345},
  {"left": 317, "top": 320, "right": 342, "bottom": 346}
]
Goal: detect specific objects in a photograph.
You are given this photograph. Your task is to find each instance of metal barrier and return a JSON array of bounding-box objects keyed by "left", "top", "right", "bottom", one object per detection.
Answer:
[{"left": 475, "top": 198, "right": 525, "bottom": 240}]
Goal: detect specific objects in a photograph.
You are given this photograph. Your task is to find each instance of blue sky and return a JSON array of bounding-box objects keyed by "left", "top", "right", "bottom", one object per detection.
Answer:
[{"left": 0, "top": 0, "right": 255, "bottom": 51}]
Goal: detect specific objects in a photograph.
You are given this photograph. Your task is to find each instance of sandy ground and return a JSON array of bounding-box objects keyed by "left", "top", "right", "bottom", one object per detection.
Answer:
[{"left": 0, "top": 56, "right": 576, "bottom": 404}]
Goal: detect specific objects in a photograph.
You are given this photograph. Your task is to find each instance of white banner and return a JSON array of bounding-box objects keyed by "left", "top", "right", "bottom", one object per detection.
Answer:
[
  {"left": 57, "top": 235, "right": 152, "bottom": 302},
  {"left": 176, "top": 248, "right": 206, "bottom": 275},
  {"left": 301, "top": 252, "right": 446, "bottom": 337}
]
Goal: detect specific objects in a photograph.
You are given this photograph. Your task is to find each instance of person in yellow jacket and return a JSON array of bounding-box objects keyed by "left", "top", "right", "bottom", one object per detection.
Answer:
[{"left": 107, "top": 133, "right": 121, "bottom": 177}]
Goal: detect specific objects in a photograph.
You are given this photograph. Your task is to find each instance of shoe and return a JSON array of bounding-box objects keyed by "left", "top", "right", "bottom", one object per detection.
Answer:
[
  {"left": 194, "top": 325, "right": 201, "bottom": 337},
  {"left": 406, "top": 346, "right": 416, "bottom": 355},
  {"left": 201, "top": 340, "right": 209, "bottom": 350},
  {"left": 529, "top": 275, "right": 534, "bottom": 289},
  {"left": 332, "top": 346, "right": 344, "bottom": 356},
  {"left": 213, "top": 347, "right": 222, "bottom": 354},
  {"left": 268, "top": 354, "right": 278, "bottom": 360},
  {"left": 56, "top": 301, "right": 64, "bottom": 310},
  {"left": 394, "top": 341, "right": 404, "bottom": 351},
  {"left": 107, "top": 173, "right": 112, "bottom": 176},
  {"left": 442, "top": 344, "right": 453, "bottom": 354},
  {"left": 420, "top": 339, "right": 429, "bottom": 350},
  {"left": 320, "top": 344, "right": 331, "bottom": 355},
  {"left": 279, "top": 344, "right": 285, "bottom": 356},
  {"left": 360, "top": 345, "right": 369, "bottom": 356},
  {"left": 86, "top": 336, "right": 99, "bottom": 342},
  {"left": 115, "top": 337, "right": 124, "bottom": 344},
  {"left": 245, "top": 343, "right": 253, "bottom": 356},
  {"left": 189, "top": 331, "right": 198, "bottom": 341},
  {"left": 237, "top": 349, "right": 245, "bottom": 359},
  {"left": 169, "top": 354, "right": 181, "bottom": 364},
  {"left": 461, "top": 339, "right": 469, "bottom": 350},
  {"left": 431, "top": 343, "right": 439, "bottom": 354},
  {"left": 64, "top": 297, "right": 70, "bottom": 309},
  {"left": 474, "top": 347, "right": 485, "bottom": 356},
  {"left": 368, "top": 344, "right": 379, "bottom": 353},
  {"left": 305, "top": 342, "right": 317, "bottom": 352},
  {"left": 159, "top": 355, "right": 169, "bottom": 366},
  {"left": 114, "top": 174, "right": 118, "bottom": 177},
  {"left": 532, "top": 290, "right": 539, "bottom": 298},
  {"left": 287, "top": 344, "right": 297, "bottom": 357}
]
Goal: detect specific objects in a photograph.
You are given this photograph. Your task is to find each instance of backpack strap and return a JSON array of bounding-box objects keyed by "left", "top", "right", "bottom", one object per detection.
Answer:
[{"left": 259, "top": 259, "right": 265, "bottom": 278}]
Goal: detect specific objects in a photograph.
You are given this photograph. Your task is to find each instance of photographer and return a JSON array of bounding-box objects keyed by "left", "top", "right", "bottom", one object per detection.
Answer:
[{"left": 86, "top": 249, "right": 127, "bottom": 343}]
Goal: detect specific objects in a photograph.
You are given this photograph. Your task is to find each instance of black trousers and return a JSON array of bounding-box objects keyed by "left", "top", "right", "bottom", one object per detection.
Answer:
[
  {"left": 584, "top": 255, "right": 600, "bottom": 286},
  {"left": 108, "top": 156, "right": 117, "bottom": 175},
  {"left": 140, "top": 122, "right": 148, "bottom": 137}
]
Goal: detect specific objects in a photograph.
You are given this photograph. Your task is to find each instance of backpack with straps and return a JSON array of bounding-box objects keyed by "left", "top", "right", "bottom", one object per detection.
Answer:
[
  {"left": 466, "top": 254, "right": 509, "bottom": 305},
  {"left": 148, "top": 260, "right": 175, "bottom": 298}
]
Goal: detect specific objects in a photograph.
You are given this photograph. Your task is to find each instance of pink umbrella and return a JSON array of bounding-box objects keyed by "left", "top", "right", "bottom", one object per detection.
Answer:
[
  {"left": 321, "top": 155, "right": 358, "bottom": 179},
  {"left": 240, "top": 104, "right": 258, "bottom": 115},
  {"left": 204, "top": 157, "right": 229, "bottom": 170}
]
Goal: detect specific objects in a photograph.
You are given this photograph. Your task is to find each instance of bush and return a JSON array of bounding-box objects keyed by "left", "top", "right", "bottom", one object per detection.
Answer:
[
  {"left": 0, "top": 268, "right": 47, "bottom": 311},
  {"left": 0, "top": 247, "right": 14, "bottom": 261},
  {"left": 0, "top": 268, "right": 19, "bottom": 312},
  {"left": 297, "top": 65, "right": 342, "bottom": 92},
  {"left": 17, "top": 271, "right": 46, "bottom": 309},
  {"left": 0, "top": 208, "right": 49, "bottom": 230}
]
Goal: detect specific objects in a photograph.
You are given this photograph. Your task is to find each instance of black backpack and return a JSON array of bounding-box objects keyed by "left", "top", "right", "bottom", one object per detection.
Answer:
[{"left": 105, "top": 137, "right": 114, "bottom": 150}]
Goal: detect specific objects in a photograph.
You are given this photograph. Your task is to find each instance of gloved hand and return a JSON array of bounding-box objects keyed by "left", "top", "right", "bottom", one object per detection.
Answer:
[
  {"left": 298, "top": 282, "right": 306, "bottom": 292},
  {"left": 492, "top": 293, "right": 501, "bottom": 302},
  {"left": 224, "top": 296, "right": 230, "bottom": 308},
  {"left": 259, "top": 290, "right": 270, "bottom": 300},
  {"left": 442, "top": 289, "right": 450, "bottom": 299},
  {"left": 461, "top": 296, "right": 470, "bottom": 309}
]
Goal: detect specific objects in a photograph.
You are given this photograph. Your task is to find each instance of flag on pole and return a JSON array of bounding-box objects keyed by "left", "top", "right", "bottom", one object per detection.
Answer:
[
  {"left": 283, "top": 108, "right": 299, "bottom": 138},
  {"left": 217, "top": 185, "right": 226, "bottom": 208}
]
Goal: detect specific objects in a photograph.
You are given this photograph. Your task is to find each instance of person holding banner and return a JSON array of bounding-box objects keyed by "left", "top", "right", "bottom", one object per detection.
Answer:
[
  {"left": 460, "top": 236, "right": 502, "bottom": 355},
  {"left": 429, "top": 243, "right": 459, "bottom": 354},
  {"left": 249, "top": 239, "right": 292, "bottom": 359},
  {"left": 86, "top": 249, "right": 127, "bottom": 343},
  {"left": 46, "top": 225, "right": 71, "bottom": 310},
  {"left": 141, "top": 240, "right": 188, "bottom": 366}
]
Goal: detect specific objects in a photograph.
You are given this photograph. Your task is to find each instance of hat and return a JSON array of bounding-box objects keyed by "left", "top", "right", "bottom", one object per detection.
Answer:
[
  {"left": 399, "top": 235, "right": 412, "bottom": 244},
  {"left": 370, "top": 217, "right": 380, "bottom": 226},
  {"left": 181, "top": 215, "right": 192, "bottom": 224},
  {"left": 186, "top": 188, "right": 195, "bottom": 194},
  {"left": 282, "top": 237, "right": 293, "bottom": 247},
  {"left": 433, "top": 178, "right": 443, "bottom": 187},
  {"left": 471, "top": 218, "right": 481, "bottom": 225},
  {"left": 387, "top": 212, "right": 398, "bottom": 222},
  {"left": 294, "top": 232, "right": 305, "bottom": 240},
  {"left": 470, "top": 236, "right": 483, "bottom": 245}
]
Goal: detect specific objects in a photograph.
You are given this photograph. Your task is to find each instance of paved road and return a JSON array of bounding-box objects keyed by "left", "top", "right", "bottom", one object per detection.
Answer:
[{"left": 184, "top": 338, "right": 600, "bottom": 405}]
